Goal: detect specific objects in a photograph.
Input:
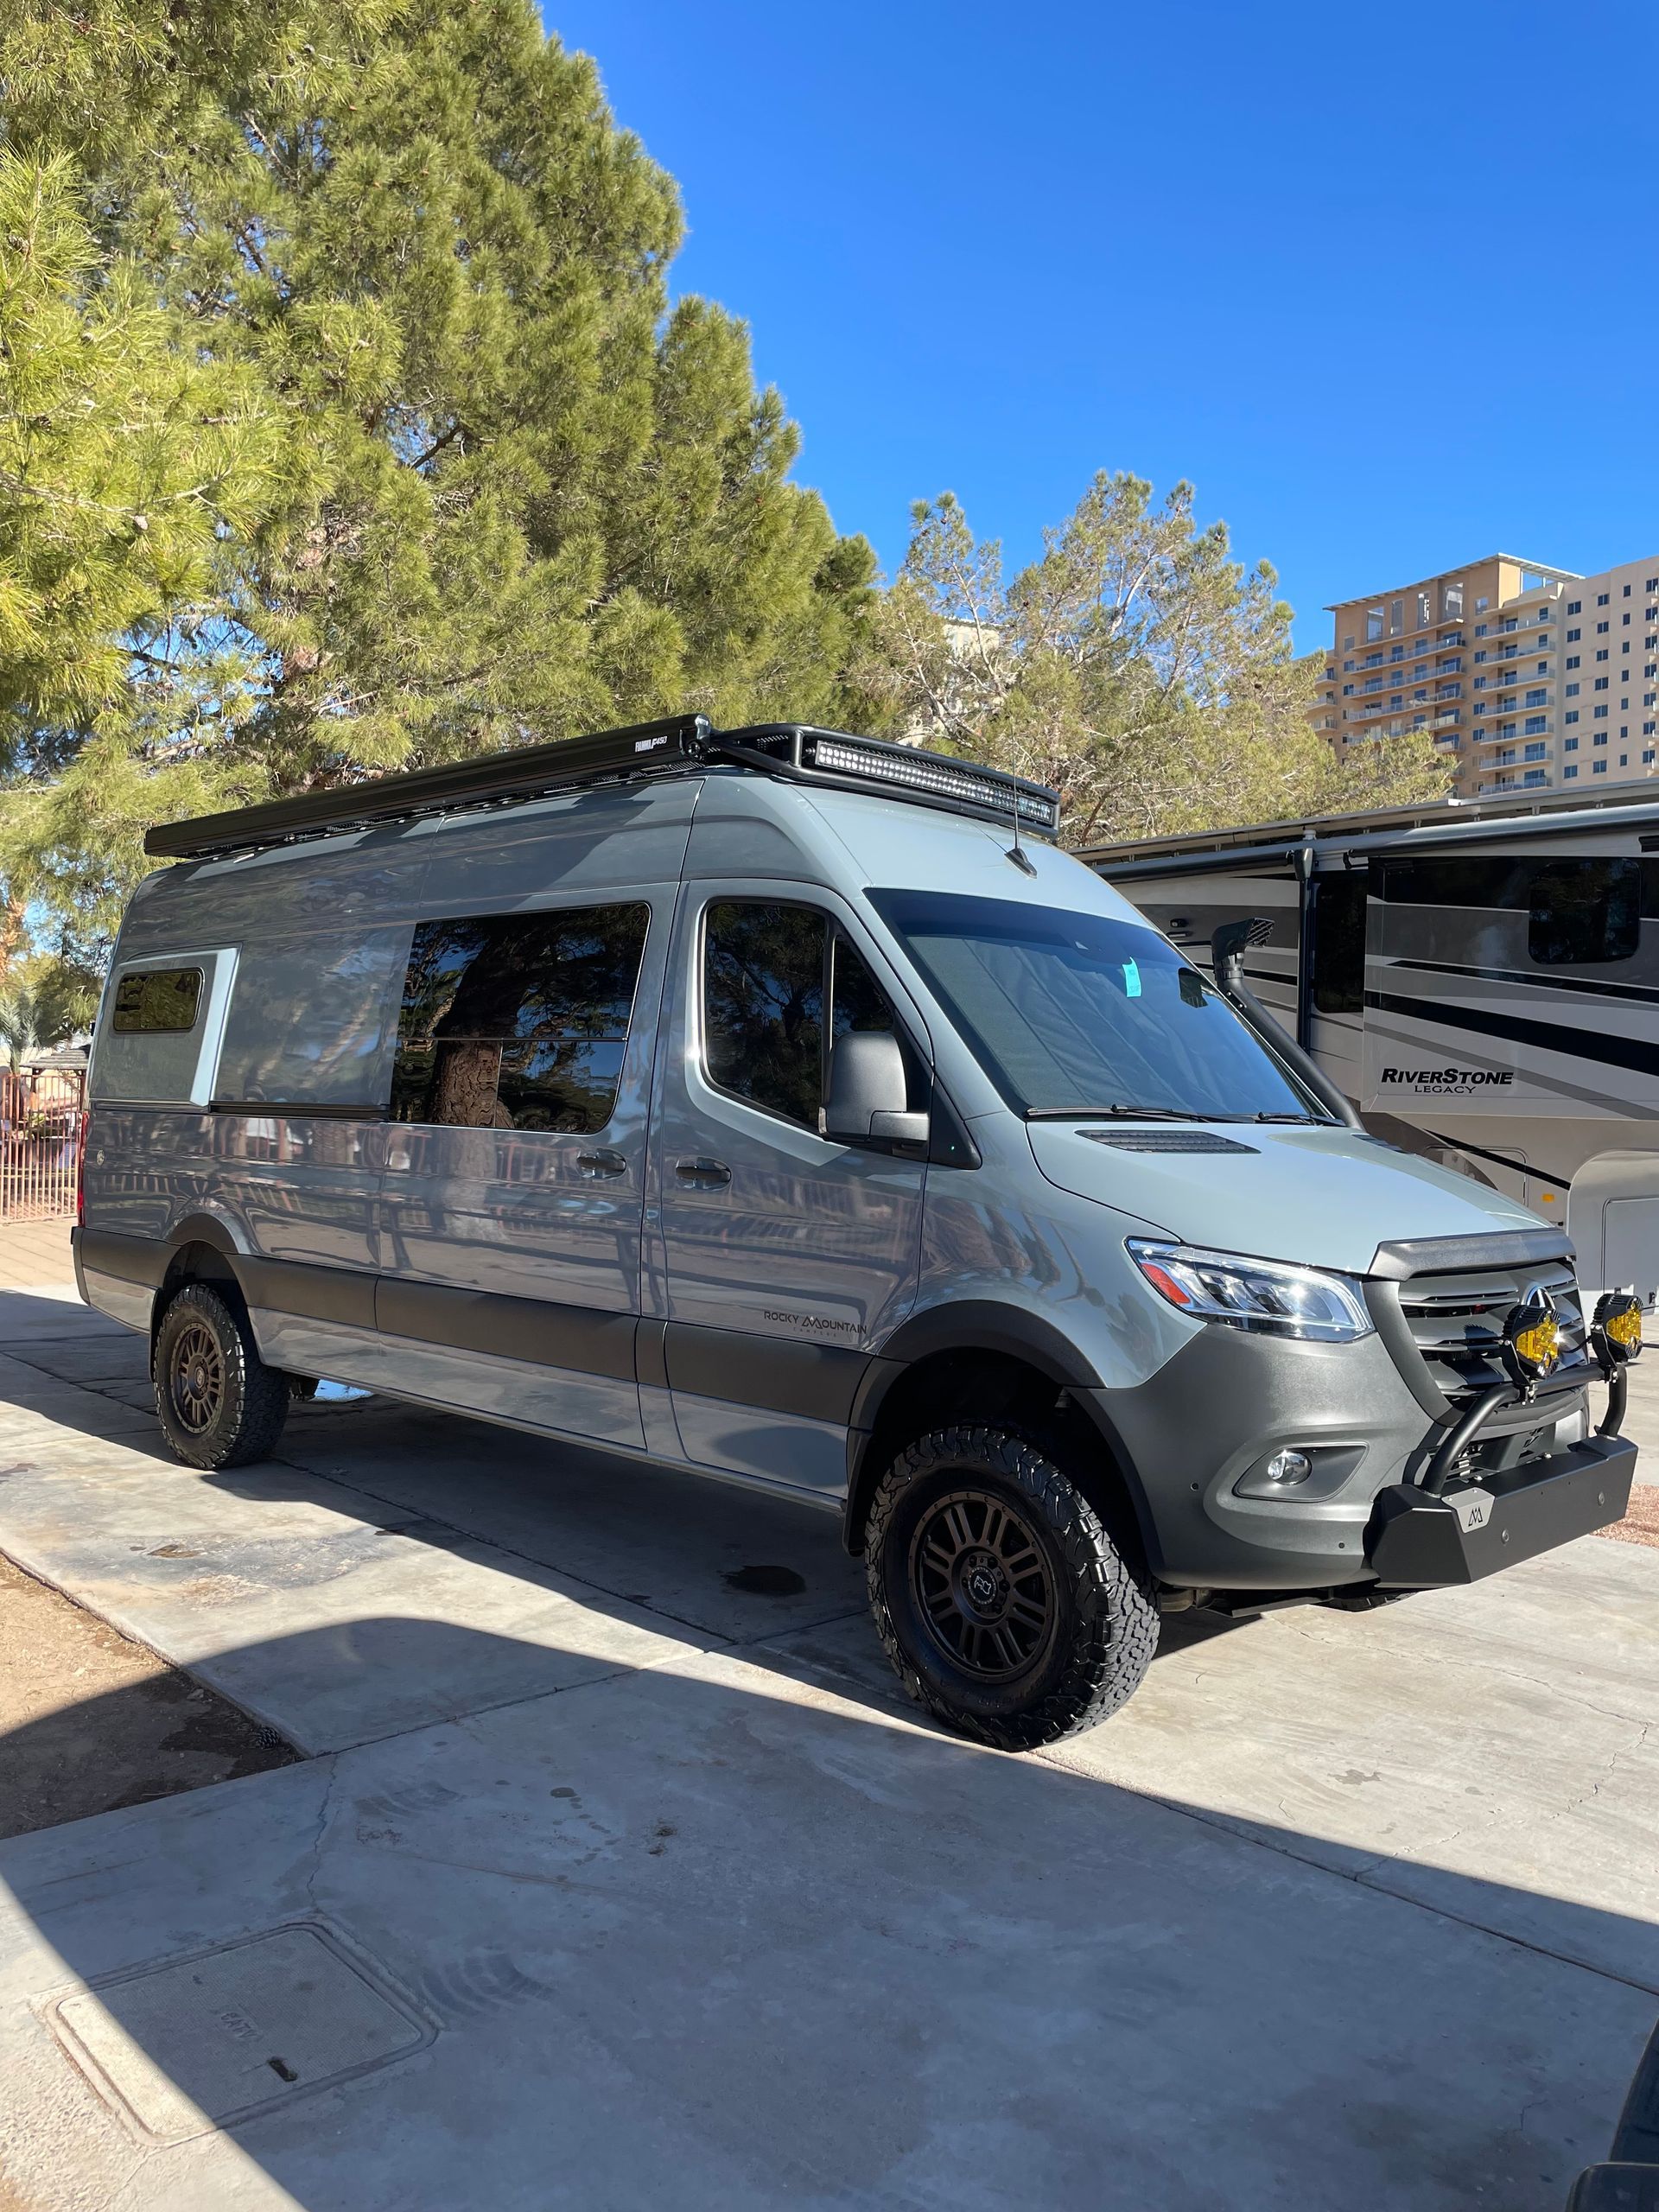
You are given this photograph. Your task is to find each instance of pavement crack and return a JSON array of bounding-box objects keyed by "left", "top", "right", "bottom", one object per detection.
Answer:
[
  {"left": 302, "top": 1757, "right": 344, "bottom": 1911},
  {"left": 731, "top": 1604, "right": 867, "bottom": 1649},
  {"left": 1563, "top": 1715, "right": 1655, "bottom": 1818}
]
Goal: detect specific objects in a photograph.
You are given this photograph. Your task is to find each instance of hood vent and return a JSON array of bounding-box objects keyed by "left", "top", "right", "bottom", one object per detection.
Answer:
[{"left": 1078, "top": 1130, "right": 1259, "bottom": 1154}]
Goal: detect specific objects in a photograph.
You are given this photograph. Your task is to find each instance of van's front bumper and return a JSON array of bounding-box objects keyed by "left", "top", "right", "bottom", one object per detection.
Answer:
[
  {"left": 1365, "top": 1433, "right": 1636, "bottom": 1586},
  {"left": 1079, "top": 1318, "right": 1630, "bottom": 1593}
]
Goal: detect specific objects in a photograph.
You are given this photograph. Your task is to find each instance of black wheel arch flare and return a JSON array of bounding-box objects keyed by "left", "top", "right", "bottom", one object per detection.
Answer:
[{"left": 843, "top": 1301, "right": 1160, "bottom": 1567}]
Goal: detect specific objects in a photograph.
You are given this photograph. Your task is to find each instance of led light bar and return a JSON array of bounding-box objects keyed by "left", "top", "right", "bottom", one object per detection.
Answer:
[{"left": 803, "top": 732, "right": 1060, "bottom": 833}]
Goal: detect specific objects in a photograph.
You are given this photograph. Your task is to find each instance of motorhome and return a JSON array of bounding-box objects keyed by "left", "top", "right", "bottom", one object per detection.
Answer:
[
  {"left": 74, "top": 719, "right": 1638, "bottom": 1748},
  {"left": 1085, "top": 785, "right": 1659, "bottom": 1309}
]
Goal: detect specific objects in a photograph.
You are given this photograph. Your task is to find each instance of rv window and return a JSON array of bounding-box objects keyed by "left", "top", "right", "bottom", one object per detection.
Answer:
[
  {"left": 391, "top": 905, "right": 648, "bottom": 1131},
  {"left": 111, "top": 968, "right": 202, "bottom": 1033},
  {"left": 1528, "top": 860, "right": 1641, "bottom": 966},
  {"left": 1310, "top": 877, "right": 1368, "bottom": 1014}
]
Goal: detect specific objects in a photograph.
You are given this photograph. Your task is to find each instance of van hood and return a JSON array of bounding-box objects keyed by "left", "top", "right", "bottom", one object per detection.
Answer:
[{"left": 1025, "top": 1121, "right": 1548, "bottom": 1279}]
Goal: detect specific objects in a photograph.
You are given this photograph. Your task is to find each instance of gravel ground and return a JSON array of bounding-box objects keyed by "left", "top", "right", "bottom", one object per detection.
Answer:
[
  {"left": 1601, "top": 1484, "right": 1659, "bottom": 1549},
  {"left": 0, "top": 1550, "right": 296, "bottom": 1840}
]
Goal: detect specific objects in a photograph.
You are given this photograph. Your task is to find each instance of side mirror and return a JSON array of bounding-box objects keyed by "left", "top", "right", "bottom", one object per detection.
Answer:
[{"left": 823, "top": 1033, "right": 930, "bottom": 1150}]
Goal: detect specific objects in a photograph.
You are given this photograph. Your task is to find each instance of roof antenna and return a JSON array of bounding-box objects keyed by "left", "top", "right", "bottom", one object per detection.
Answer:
[{"left": 1005, "top": 772, "right": 1036, "bottom": 875}]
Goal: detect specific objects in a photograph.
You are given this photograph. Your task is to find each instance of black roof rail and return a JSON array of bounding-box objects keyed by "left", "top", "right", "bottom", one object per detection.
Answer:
[
  {"left": 143, "top": 716, "right": 1061, "bottom": 861},
  {"left": 143, "top": 715, "right": 713, "bottom": 861}
]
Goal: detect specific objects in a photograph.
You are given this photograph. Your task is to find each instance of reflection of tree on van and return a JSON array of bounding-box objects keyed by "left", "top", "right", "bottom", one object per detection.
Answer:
[{"left": 391, "top": 907, "right": 649, "bottom": 1132}]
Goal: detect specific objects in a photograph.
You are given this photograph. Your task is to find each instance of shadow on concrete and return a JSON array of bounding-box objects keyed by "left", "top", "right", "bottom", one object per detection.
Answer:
[
  {"left": 0, "top": 1618, "right": 1655, "bottom": 2212},
  {"left": 0, "top": 1304, "right": 1257, "bottom": 1703}
]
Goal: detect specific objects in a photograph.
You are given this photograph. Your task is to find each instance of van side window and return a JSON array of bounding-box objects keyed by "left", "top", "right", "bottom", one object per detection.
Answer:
[
  {"left": 704, "top": 902, "right": 827, "bottom": 1126},
  {"left": 703, "top": 902, "right": 906, "bottom": 1128},
  {"left": 391, "top": 904, "right": 648, "bottom": 1131},
  {"left": 1528, "top": 860, "right": 1641, "bottom": 966},
  {"left": 112, "top": 968, "right": 202, "bottom": 1033}
]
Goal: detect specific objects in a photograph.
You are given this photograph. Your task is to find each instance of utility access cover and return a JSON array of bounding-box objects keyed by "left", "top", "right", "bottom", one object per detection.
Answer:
[{"left": 47, "top": 1920, "right": 436, "bottom": 2143}]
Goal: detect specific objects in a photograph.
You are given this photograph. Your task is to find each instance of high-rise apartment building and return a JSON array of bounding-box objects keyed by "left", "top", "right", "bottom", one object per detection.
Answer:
[{"left": 1312, "top": 552, "right": 1659, "bottom": 798}]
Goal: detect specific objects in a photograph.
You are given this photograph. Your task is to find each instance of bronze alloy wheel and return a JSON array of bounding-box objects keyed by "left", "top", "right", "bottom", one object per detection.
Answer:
[
  {"left": 168, "top": 1319, "right": 226, "bottom": 1436},
  {"left": 909, "top": 1486, "right": 1058, "bottom": 1681},
  {"left": 153, "top": 1281, "right": 291, "bottom": 1470}
]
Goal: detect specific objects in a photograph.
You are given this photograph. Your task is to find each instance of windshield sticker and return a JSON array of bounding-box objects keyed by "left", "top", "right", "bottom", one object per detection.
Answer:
[{"left": 1122, "top": 960, "right": 1141, "bottom": 999}]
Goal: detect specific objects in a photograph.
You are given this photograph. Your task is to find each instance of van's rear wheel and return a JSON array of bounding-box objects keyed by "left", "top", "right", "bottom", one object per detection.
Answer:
[
  {"left": 865, "top": 1426, "right": 1158, "bottom": 1750},
  {"left": 154, "top": 1282, "right": 289, "bottom": 1469}
]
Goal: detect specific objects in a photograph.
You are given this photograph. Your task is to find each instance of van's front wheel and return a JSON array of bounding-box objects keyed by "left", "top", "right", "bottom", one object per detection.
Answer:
[
  {"left": 154, "top": 1282, "right": 289, "bottom": 1470},
  {"left": 865, "top": 1426, "right": 1158, "bottom": 1751}
]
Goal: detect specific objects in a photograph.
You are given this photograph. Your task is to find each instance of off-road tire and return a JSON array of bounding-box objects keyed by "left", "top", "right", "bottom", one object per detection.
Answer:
[
  {"left": 865, "top": 1425, "right": 1159, "bottom": 1751},
  {"left": 154, "top": 1281, "right": 289, "bottom": 1470}
]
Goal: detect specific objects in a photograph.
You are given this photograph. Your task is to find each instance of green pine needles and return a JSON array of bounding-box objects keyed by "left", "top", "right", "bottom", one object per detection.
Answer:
[
  {"left": 0, "top": 0, "right": 1443, "bottom": 969},
  {"left": 0, "top": 0, "right": 874, "bottom": 938}
]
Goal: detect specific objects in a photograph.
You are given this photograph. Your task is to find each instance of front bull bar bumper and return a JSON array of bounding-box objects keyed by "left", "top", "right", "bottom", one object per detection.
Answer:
[{"left": 1366, "top": 1433, "right": 1637, "bottom": 1589}]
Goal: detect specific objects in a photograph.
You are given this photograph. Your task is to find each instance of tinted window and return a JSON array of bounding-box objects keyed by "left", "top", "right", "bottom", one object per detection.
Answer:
[
  {"left": 1376, "top": 857, "right": 1531, "bottom": 910},
  {"left": 112, "top": 968, "right": 202, "bottom": 1033},
  {"left": 832, "top": 931, "right": 897, "bottom": 1046},
  {"left": 391, "top": 905, "right": 648, "bottom": 1130},
  {"left": 869, "top": 891, "right": 1315, "bottom": 1121},
  {"left": 1529, "top": 860, "right": 1641, "bottom": 965},
  {"left": 704, "top": 903, "right": 827, "bottom": 1126},
  {"left": 704, "top": 903, "right": 907, "bottom": 1128},
  {"left": 1310, "top": 875, "right": 1368, "bottom": 1014}
]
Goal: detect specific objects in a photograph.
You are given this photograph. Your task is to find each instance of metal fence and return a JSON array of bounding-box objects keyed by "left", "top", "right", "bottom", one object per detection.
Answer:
[{"left": 0, "top": 1068, "right": 86, "bottom": 1222}]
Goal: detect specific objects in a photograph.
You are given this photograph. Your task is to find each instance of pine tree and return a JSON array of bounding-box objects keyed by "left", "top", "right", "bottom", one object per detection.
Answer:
[
  {"left": 862, "top": 477, "right": 1448, "bottom": 845},
  {"left": 0, "top": 149, "right": 281, "bottom": 938},
  {"left": 0, "top": 1, "right": 874, "bottom": 931}
]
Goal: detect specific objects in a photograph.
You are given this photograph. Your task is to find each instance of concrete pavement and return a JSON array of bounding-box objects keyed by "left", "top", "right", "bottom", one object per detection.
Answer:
[
  {"left": 0, "top": 1283, "right": 1655, "bottom": 2208},
  {"left": 0, "top": 1220, "right": 75, "bottom": 1292}
]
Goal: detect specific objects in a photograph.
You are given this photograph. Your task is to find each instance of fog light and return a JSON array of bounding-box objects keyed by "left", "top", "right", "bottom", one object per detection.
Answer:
[
  {"left": 1503, "top": 1291, "right": 1560, "bottom": 1381},
  {"left": 1264, "top": 1449, "right": 1313, "bottom": 1485},
  {"left": 1592, "top": 1290, "right": 1643, "bottom": 1364}
]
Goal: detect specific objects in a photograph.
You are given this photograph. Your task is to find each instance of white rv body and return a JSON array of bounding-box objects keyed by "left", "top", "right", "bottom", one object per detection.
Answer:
[{"left": 1087, "top": 785, "right": 1659, "bottom": 1305}]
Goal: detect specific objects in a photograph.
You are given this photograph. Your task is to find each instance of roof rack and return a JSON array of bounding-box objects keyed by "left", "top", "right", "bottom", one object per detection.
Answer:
[{"left": 143, "top": 716, "right": 1062, "bottom": 861}]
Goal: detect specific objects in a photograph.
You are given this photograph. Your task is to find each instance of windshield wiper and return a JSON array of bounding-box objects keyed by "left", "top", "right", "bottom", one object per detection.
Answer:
[
  {"left": 1025, "top": 1105, "right": 1243, "bottom": 1122},
  {"left": 1249, "top": 1111, "right": 1337, "bottom": 1125}
]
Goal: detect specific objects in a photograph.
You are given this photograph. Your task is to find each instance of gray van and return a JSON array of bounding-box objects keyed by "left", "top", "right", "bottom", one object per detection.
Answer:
[{"left": 75, "top": 716, "right": 1640, "bottom": 1747}]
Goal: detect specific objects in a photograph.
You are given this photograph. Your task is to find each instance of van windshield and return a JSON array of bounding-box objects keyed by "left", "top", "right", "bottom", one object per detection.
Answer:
[{"left": 868, "top": 890, "right": 1323, "bottom": 1122}]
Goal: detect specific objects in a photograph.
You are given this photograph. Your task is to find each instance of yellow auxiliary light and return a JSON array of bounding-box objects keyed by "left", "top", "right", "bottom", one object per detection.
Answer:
[
  {"left": 1592, "top": 1290, "right": 1643, "bottom": 1364},
  {"left": 1503, "top": 1299, "right": 1560, "bottom": 1379}
]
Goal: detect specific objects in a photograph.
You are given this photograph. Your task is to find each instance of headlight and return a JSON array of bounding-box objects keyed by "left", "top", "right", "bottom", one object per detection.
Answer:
[{"left": 1127, "top": 1239, "right": 1375, "bottom": 1343}]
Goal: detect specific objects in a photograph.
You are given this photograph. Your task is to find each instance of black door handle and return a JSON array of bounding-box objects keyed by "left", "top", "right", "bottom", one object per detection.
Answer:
[
  {"left": 675, "top": 1157, "right": 732, "bottom": 1187},
  {"left": 576, "top": 1148, "right": 628, "bottom": 1178}
]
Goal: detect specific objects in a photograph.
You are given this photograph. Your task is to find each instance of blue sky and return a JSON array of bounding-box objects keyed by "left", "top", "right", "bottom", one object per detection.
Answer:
[{"left": 544, "top": 1, "right": 1656, "bottom": 652}]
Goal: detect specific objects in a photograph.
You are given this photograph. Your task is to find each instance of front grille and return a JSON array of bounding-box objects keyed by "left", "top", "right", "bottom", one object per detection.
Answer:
[{"left": 1397, "top": 1262, "right": 1589, "bottom": 1400}]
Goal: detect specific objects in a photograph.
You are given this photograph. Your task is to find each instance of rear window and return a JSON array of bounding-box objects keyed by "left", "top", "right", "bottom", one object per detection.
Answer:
[
  {"left": 92, "top": 951, "right": 228, "bottom": 1106},
  {"left": 112, "top": 968, "right": 201, "bottom": 1033}
]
